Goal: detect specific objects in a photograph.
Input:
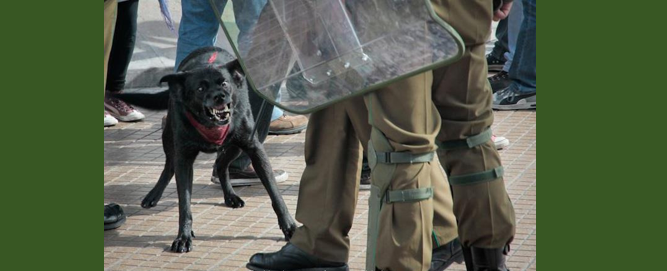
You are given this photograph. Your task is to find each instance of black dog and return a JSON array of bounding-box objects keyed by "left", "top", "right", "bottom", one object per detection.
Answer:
[{"left": 115, "top": 48, "right": 297, "bottom": 253}]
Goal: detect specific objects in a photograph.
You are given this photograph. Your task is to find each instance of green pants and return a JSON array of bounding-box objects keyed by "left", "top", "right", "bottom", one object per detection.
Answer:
[
  {"left": 432, "top": 0, "right": 516, "bottom": 249},
  {"left": 290, "top": 73, "right": 460, "bottom": 270},
  {"left": 288, "top": 0, "right": 516, "bottom": 270},
  {"left": 104, "top": 0, "right": 117, "bottom": 94}
]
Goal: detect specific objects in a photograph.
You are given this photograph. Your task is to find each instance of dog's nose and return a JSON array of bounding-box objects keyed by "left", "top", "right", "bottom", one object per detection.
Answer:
[{"left": 214, "top": 93, "right": 226, "bottom": 103}]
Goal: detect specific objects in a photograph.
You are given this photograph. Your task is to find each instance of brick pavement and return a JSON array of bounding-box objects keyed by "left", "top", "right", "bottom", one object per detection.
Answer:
[
  {"left": 107, "top": 3, "right": 535, "bottom": 270},
  {"left": 104, "top": 109, "right": 536, "bottom": 271}
]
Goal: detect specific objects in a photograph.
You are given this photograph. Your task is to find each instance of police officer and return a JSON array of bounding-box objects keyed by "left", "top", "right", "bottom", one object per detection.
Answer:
[{"left": 247, "top": 1, "right": 516, "bottom": 271}]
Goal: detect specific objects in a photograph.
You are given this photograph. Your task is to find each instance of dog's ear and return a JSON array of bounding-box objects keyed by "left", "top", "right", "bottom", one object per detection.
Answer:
[
  {"left": 159, "top": 73, "right": 188, "bottom": 88},
  {"left": 224, "top": 60, "right": 245, "bottom": 88}
]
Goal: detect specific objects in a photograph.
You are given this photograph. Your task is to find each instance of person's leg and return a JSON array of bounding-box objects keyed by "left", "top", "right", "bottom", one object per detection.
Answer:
[
  {"left": 247, "top": 97, "right": 367, "bottom": 270},
  {"left": 489, "top": 1, "right": 523, "bottom": 92},
  {"left": 104, "top": 0, "right": 117, "bottom": 97},
  {"left": 104, "top": 0, "right": 125, "bottom": 231},
  {"left": 106, "top": 0, "right": 139, "bottom": 93},
  {"left": 509, "top": 0, "right": 536, "bottom": 93},
  {"left": 104, "top": 0, "right": 118, "bottom": 127},
  {"left": 494, "top": 0, "right": 536, "bottom": 110},
  {"left": 502, "top": 0, "right": 524, "bottom": 72},
  {"left": 175, "top": 0, "right": 227, "bottom": 71},
  {"left": 492, "top": 19, "right": 509, "bottom": 59},
  {"left": 365, "top": 72, "right": 458, "bottom": 271},
  {"left": 288, "top": 97, "right": 367, "bottom": 263},
  {"left": 487, "top": 18, "right": 508, "bottom": 71},
  {"left": 104, "top": 0, "right": 145, "bottom": 122},
  {"left": 432, "top": 0, "right": 516, "bottom": 270}
]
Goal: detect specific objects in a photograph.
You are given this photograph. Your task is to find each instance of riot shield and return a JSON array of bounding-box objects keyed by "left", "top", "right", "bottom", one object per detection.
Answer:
[{"left": 211, "top": 0, "right": 464, "bottom": 114}]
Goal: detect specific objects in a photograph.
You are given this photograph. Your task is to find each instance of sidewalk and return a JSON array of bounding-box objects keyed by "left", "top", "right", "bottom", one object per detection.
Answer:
[{"left": 105, "top": 2, "right": 536, "bottom": 270}]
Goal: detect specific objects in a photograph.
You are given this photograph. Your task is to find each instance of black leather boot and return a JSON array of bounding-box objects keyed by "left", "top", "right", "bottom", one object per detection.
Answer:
[
  {"left": 429, "top": 238, "right": 465, "bottom": 271},
  {"left": 247, "top": 243, "right": 349, "bottom": 271},
  {"left": 104, "top": 203, "right": 126, "bottom": 231},
  {"left": 464, "top": 246, "right": 510, "bottom": 271}
]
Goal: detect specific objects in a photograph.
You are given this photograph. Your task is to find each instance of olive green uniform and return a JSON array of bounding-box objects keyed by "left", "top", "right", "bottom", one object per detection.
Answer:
[
  {"left": 273, "top": 0, "right": 516, "bottom": 270},
  {"left": 431, "top": 0, "right": 516, "bottom": 250}
]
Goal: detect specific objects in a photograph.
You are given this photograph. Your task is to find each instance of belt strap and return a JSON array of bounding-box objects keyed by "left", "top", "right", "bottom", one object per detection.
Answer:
[
  {"left": 449, "top": 167, "right": 505, "bottom": 186},
  {"left": 438, "top": 129, "right": 493, "bottom": 150},
  {"left": 385, "top": 187, "right": 434, "bottom": 204}
]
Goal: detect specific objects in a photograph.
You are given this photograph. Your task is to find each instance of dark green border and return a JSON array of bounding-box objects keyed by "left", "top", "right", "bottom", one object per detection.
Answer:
[{"left": 211, "top": 0, "right": 465, "bottom": 114}]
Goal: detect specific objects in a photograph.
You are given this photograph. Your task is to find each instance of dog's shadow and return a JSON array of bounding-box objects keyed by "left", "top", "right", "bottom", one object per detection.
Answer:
[
  {"left": 104, "top": 182, "right": 299, "bottom": 216},
  {"left": 104, "top": 182, "right": 298, "bottom": 250}
]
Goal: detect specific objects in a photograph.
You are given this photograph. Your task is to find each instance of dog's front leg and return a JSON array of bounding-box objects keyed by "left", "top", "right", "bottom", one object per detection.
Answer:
[
  {"left": 171, "top": 149, "right": 199, "bottom": 253},
  {"left": 215, "top": 145, "right": 245, "bottom": 208},
  {"left": 246, "top": 144, "right": 297, "bottom": 241}
]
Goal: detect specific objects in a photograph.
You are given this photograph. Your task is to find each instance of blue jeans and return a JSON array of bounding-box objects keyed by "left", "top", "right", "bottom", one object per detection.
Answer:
[
  {"left": 503, "top": 0, "right": 523, "bottom": 72},
  {"left": 507, "top": 0, "right": 536, "bottom": 94},
  {"left": 175, "top": 0, "right": 266, "bottom": 69},
  {"left": 175, "top": 0, "right": 284, "bottom": 120}
]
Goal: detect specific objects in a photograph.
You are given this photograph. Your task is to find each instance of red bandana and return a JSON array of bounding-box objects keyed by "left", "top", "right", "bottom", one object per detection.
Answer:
[{"left": 186, "top": 112, "right": 230, "bottom": 146}]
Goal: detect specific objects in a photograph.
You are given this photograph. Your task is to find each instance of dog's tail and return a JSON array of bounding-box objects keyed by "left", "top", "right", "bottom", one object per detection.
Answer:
[{"left": 112, "top": 91, "right": 170, "bottom": 111}]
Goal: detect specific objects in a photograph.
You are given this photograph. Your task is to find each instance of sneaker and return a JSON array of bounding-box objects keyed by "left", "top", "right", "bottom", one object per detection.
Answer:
[
  {"left": 104, "top": 111, "right": 118, "bottom": 127},
  {"left": 269, "top": 115, "right": 309, "bottom": 135},
  {"left": 493, "top": 135, "right": 510, "bottom": 150},
  {"left": 489, "top": 71, "right": 511, "bottom": 93},
  {"left": 211, "top": 165, "right": 289, "bottom": 187},
  {"left": 493, "top": 85, "right": 537, "bottom": 110},
  {"left": 487, "top": 54, "right": 506, "bottom": 72},
  {"left": 104, "top": 93, "right": 145, "bottom": 122}
]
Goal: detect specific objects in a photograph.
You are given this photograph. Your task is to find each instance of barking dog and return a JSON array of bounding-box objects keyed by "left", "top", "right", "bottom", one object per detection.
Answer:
[{"left": 115, "top": 47, "right": 297, "bottom": 253}]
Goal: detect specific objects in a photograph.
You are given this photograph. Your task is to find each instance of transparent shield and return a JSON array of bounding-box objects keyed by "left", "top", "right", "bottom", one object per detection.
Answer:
[{"left": 212, "top": 0, "right": 464, "bottom": 114}]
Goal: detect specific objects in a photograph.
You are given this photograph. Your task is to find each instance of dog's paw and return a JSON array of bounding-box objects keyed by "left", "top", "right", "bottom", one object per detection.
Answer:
[
  {"left": 170, "top": 231, "right": 195, "bottom": 253},
  {"left": 141, "top": 190, "right": 162, "bottom": 209},
  {"left": 225, "top": 194, "right": 245, "bottom": 209},
  {"left": 280, "top": 218, "right": 297, "bottom": 241}
]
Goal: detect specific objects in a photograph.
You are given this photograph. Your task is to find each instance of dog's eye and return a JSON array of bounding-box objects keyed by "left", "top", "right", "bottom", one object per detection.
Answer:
[
  {"left": 221, "top": 82, "right": 229, "bottom": 88},
  {"left": 197, "top": 87, "right": 204, "bottom": 92}
]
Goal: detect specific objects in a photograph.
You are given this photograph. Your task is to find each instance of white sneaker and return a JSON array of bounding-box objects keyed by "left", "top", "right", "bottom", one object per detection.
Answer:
[
  {"left": 104, "top": 111, "right": 118, "bottom": 127},
  {"left": 493, "top": 135, "right": 510, "bottom": 150},
  {"left": 104, "top": 95, "right": 145, "bottom": 122}
]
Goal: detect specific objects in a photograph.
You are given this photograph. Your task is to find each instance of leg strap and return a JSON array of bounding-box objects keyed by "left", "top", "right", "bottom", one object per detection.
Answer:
[
  {"left": 368, "top": 142, "right": 435, "bottom": 169},
  {"left": 374, "top": 151, "right": 435, "bottom": 164},
  {"left": 438, "top": 129, "right": 493, "bottom": 150},
  {"left": 385, "top": 187, "right": 434, "bottom": 204},
  {"left": 449, "top": 167, "right": 505, "bottom": 186}
]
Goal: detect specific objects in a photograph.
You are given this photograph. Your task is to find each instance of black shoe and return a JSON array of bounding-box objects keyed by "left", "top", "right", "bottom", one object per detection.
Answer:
[
  {"left": 467, "top": 247, "right": 510, "bottom": 271},
  {"left": 487, "top": 54, "right": 506, "bottom": 72},
  {"left": 489, "top": 71, "right": 512, "bottom": 93},
  {"left": 430, "top": 239, "right": 465, "bottom": 271},
  {"left": 247, "top": 243, "right": 349, "bottom": 271},
  {"left": 493, "top": 86, "right": 536, "bottom": 111},
  {"left": 104, "top": 203, "right": 126, "bottom": 231},
  {"left": 360, "top": 160, "right": 371, "bottom": 190}
]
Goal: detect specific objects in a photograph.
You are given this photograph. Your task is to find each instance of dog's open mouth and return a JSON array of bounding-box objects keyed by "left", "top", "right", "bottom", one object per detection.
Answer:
[{"left": 205, "top": 103, "right": 232, "bottom": 123}]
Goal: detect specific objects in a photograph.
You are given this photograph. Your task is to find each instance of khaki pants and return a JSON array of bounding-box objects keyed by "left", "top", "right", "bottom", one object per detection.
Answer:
[
  {"left": 104, "top": 0, "right": 117, "bottom": 94},
  {"left": 290, "top": 74, "right": 459, "bottom": 271},
  {"left": 431, "top": 0, "right": 516, "bottom": 249},
  {"left": 290, "top": 0, "right": 515, "bottom": 270}
]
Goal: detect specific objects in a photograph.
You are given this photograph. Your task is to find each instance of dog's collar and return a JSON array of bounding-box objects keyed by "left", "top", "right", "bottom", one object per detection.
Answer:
[{"left": 185, "top": 111, "right": 230, "bottom": 146}]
